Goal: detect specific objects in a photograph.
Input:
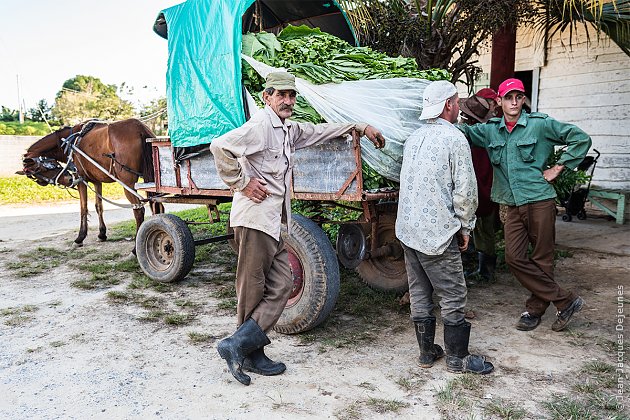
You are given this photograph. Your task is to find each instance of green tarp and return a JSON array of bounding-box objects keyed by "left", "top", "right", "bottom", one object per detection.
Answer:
[
  {"left": 161, "top": 0, "right": 254, "bottom": 147},
  {"left": 158, "top": 0, "right": 355, "bottom": 148}
]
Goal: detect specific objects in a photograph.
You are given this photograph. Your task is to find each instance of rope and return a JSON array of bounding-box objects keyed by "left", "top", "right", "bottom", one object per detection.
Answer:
[{"left": 81, "top": 180, "right": 145, "bottom": 209}]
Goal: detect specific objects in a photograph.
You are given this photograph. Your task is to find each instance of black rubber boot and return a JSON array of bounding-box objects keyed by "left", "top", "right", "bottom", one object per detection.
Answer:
[
  {"left": 414, "top": 317, "right": 445, "bottom": 368},
  {"left": 217, "top": 318, "right": 271, "bottom": 385},
  {"left": 444, "top": 322, "right": 494, "bottom": 375},
  {"left": 243, "top": 348, "right": 287, "bottom": 376},
  {"left": 478, "top": 253, "right": 497, "bottom": 282}
]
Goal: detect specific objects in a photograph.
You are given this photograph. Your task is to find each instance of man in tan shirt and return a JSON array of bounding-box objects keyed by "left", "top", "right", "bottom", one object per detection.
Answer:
[{"left": 211, "top": 72, "right": 385, "bottom": 385}]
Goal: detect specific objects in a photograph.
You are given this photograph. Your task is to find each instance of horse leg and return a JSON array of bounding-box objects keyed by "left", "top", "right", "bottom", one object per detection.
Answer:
[
  {"left": 125, "top": 189, "right": 145, "bottom": 255},
  {"left": 94, "top": 182, "right": 107, "bottom": 241},
  {"left": 75, "top": 182, "right": 89, "bottom": 246}
]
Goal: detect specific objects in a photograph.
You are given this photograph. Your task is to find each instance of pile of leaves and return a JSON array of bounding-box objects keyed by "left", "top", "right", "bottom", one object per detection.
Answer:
[
  {"left": 547, "top": 147, "right": 592, "bottom": 203},
  {"left": 241, "top": 25, "right": 449, "bottom": 188}
]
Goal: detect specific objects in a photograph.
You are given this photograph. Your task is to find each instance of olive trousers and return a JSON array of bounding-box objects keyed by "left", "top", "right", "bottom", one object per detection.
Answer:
[
  {"left": 233, "top": 227, "right": 293, "bottom": 332},
  {"left": 504, "top": 199, "right": 576, "bottom": 316}
]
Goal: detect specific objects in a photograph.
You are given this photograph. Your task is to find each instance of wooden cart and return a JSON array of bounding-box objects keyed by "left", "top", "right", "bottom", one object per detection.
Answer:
[{"left": 135, "top": 133, "right": 405, "bottom": 334}]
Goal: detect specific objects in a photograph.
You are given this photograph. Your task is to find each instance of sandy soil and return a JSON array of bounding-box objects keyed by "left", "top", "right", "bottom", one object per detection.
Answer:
[{"left": 0, "top": 224, "right": 628, "bottom": 419}]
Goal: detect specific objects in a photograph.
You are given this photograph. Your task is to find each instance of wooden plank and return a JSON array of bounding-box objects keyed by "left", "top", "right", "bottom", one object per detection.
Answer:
[{"left": 540, "top": 70, "right": 630, "bottom": 88}]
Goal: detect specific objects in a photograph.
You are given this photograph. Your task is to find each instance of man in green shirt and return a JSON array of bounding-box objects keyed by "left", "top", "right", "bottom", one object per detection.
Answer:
[{"left": 459, "top": 78, "right": 591, "bottom": 332}]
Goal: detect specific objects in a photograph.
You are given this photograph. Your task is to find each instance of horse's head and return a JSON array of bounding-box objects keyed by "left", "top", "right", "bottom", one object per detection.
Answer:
[{"left": 18, "top": 126, "right": 77, "bottom": 186}]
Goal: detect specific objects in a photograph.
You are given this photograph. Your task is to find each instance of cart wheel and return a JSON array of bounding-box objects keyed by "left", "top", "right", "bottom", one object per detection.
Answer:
[
  {"left": 577, "top": 209, "right": 587, "bottom": 220},
  {"left": 562, "top": 214, "right": 572, "bottom": 222},
  {"left": 136, "top": 214, "right": 195, "bottom": 283},
  {"left": 356, "top": 214, "right": 408, "bottom": 293},
  {"left": 274, "top": 214, "right": 340, "bottom": 335}
]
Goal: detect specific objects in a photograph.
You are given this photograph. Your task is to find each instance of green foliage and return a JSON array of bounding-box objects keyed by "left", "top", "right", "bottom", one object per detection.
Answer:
[
  {"left": 1, "top": 106, "right": 18, "bottom": 122},
  {"left": 52, "top": 75, "right": 134, "bottom": 125},
  {"left": 546, "top": 147, "right": 592, "bottom": 202},
  {"left": 338, "top": 0, "right": 531, "bottom": 88},
  {"left": 0, "top": 121, "right": 52, "bottom": 135},
  {"left": 0, "top": 176, "right": 125, "bottom": 204},
  {"left": 28, "top": 99, "right": 56, "bottom": 124},
  {"left": 140, "top": 97, "right": 167, "bottom": 136},
  {"left": 243, "top": 25, "right": 450, "bottom": 90}
]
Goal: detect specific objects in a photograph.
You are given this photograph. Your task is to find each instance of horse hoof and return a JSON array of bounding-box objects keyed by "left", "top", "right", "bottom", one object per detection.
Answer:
[
  {"left": 73, "top": 242, "right": 84, "bottom": 248},
  {"left": 98, "top": 236, "right": 107, "bottom": 242}
]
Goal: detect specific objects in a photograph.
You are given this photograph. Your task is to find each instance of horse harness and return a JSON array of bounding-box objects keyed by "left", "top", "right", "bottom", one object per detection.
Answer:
[{"left": 27, "top": 120, "right": 146, "bottom": 209}]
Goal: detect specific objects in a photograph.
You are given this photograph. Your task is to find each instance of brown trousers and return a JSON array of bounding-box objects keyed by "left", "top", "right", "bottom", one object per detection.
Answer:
[
  {"left": 504, "top": 199, "right": 576, "bottom": 316},
  {"left": 233, "top": 227, "right": 293, "bottom": 332}
]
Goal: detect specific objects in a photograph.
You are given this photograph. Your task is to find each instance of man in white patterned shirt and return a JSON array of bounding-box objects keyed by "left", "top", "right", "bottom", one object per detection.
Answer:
[{"left": 396, "top": 80, "right": 493, "bottom": 375}]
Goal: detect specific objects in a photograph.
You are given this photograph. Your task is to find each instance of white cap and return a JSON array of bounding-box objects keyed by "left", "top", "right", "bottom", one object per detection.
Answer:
[{"left": 420, "top": 80, "right": 458, "bottom": 120}]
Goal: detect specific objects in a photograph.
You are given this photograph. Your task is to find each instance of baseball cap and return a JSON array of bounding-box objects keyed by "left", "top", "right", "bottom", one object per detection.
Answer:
[
  {"left": 420, "top": 80, "right": 458, "bottom": 120},
  {"left": 498, "top": 78, "right": 525, "bottom": 98},
  {"left": 475, "top": 88, "right": 498, "bottom": 100},
  {"left": 265, "top": 72, "right": 297, "bottom": 91}
]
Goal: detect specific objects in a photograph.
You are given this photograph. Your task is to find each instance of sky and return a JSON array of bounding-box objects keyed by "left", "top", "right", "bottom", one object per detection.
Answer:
[{"left": 0, "top": 0, "right": 179, "bottom": 112}]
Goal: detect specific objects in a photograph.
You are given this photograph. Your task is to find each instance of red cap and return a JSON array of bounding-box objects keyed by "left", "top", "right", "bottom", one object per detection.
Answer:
[
  {"left": 475, "top": 88, "right": 497, "bottom": 100},
  {"left": 498, "top": 78, "right": 525, "bottom": 97}
]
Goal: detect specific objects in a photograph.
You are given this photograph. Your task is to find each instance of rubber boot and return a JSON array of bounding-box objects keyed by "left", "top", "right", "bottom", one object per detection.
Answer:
[
  {"left": 444, "top": 322, "right": 494, "bottom": 374},
  {"left": 243, "top": 347, "right": 287, "bottom": 376},
  {"left": 478, "top": 253, "right": 497, "bottom": 282},
  {"left": 217, "top": 318, "right": 271, "bottom": 385},
  {"left": 414, "top": 317, "right": 445, "bottom": 368}
]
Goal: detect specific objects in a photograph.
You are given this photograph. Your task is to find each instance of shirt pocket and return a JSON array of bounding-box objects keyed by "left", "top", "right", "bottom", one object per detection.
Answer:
[
  {"left": 262, "top": 147, "right": 283, "bottom": 178},
  {"left": 487, "top": 140, "right": 504, "bottom": 165},
  {"left": 516, "top": 138, "right": 537, "bottom": 162}
]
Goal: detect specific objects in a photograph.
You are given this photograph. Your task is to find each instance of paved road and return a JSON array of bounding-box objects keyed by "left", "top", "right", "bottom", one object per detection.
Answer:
[{"left": 0, "top": 202, "right": 200, "bottom": 242}]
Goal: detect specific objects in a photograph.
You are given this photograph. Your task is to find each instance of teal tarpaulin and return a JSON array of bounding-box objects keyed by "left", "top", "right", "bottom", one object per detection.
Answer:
[{"left": 161, "top": 0, "right": 254, "bottom": 148}]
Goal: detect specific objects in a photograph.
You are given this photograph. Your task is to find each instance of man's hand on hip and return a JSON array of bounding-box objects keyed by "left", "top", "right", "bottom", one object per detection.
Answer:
[
  {"left": 543, "top": 164, "right": 565, "bottom": 183},
  {"left": 240, "top": 178, "right": 269, "bottom": 203},
  {"left": 364, "top": 125, "right": 386, "bottom": 149}
]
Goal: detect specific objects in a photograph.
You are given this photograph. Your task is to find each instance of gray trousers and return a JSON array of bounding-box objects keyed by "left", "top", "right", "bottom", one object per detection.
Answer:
[
  {"left": 233, "top": 227, "right": 293, "bottom": 332},
  {"left": 403, "top": 237, "right": 468, "bottom": 326}
]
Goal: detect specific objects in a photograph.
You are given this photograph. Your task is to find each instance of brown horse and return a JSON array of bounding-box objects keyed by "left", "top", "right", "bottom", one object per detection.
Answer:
[{"left": 19, "top": 118, "right": 162, "bottom": 250}]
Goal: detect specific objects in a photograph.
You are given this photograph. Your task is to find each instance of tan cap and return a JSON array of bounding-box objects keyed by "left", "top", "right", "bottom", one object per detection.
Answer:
[{"left": 265, "top": 72, "right": 297, "bottom": 91}]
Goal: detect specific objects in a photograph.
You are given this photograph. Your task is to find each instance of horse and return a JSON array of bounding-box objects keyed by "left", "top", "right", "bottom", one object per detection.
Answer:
[{"left": 18, "top": 118, "right": 163, "bottom": 251}]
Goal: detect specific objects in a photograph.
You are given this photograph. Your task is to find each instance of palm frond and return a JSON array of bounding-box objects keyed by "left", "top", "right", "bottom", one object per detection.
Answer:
[{"left": 532, "top": 0, "right": 630, "bottom": 56}]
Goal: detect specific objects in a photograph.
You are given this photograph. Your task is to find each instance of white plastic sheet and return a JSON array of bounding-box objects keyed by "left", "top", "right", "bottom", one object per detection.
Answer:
[{"left": 242, "top": 55, "right": 430, "bottom": 182}]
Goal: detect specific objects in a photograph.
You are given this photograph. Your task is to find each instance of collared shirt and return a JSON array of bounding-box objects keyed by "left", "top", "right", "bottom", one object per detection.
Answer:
[
  {"left": 395, "top": 118, "right": 477, "bottom": 255},
  {"left": 210, "top": 106, "right": 368, "bottom": 240},
  {"left": 459, "top": 112, "right": 592, "bottom": 206}
]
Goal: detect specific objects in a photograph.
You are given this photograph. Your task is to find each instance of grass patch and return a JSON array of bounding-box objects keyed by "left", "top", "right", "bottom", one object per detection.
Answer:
[
  {"left": 297, "top": 269, "right": 404, "bottom": 349},
  {"left": 484, "top": 398, "right": 527, "bottom": 419},
  {"left": 0, "top": 176, "right": 125, "bottom": 204},
  {"left": 50, "top": 341, "right": 66, "bottom": 348},
  {"left": 365, "top": 398, "right": 409, "bottom": 414},
  {"left": 5, "top": 247, "right": 72, "bottom": 277},
  {"left": 164, "top": 313, "right": 195, "bottom": 326},
  {"left": 137, "top": 310, "right": 166, "bottom": 323},
  {"left": 188, "top": 331, "right": 218, "bottom": 344},
  {"left": 217, "top": 298, "right": 237, "bottom": 312},
  {"left": 2, "top": 304, "right": 39, "bottom": 326}
]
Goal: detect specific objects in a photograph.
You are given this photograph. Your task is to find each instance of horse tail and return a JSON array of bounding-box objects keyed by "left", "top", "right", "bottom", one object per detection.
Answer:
[{"left": 138, "top": 120, "right": 156, "bottom": 183}]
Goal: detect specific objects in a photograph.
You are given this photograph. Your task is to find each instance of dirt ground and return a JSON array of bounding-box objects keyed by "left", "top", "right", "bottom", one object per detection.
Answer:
[{"left": 0, "top": 220, "right": 628, "bottom": 419}]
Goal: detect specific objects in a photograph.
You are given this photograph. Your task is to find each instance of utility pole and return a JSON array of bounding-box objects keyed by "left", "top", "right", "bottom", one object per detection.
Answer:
[{"left": 16, "top": 74, "right": 24, "bottom": 124}]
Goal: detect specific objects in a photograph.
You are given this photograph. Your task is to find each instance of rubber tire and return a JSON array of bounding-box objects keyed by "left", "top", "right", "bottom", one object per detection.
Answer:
[
  {"left": 577, "top": 209, "right": 587, "bottom": 220},
  {"left": 562, "top": 213, "right": 572, "bottom": 222},
  {"left": 355, "top": 214, "right": 408, "bottom": 293},
  {"left": 274, "top": 214, "right": 340, "bottom": 335},
  {"left": 136, "top": 214, "right": 195, "bottom": 283}
]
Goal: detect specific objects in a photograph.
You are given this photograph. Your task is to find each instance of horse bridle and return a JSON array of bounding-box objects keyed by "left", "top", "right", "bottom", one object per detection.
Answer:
[{"left": 22, "top": 126, "right": 84, "bottom": 187}]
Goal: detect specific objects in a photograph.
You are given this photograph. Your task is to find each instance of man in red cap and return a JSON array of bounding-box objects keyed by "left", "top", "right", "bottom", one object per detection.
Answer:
[
  {"left": 459, "top": 78, "right": 591, "bottom": 332},
  {"left": 459, "top": 89, "right": 500, "bottom": 284}
]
